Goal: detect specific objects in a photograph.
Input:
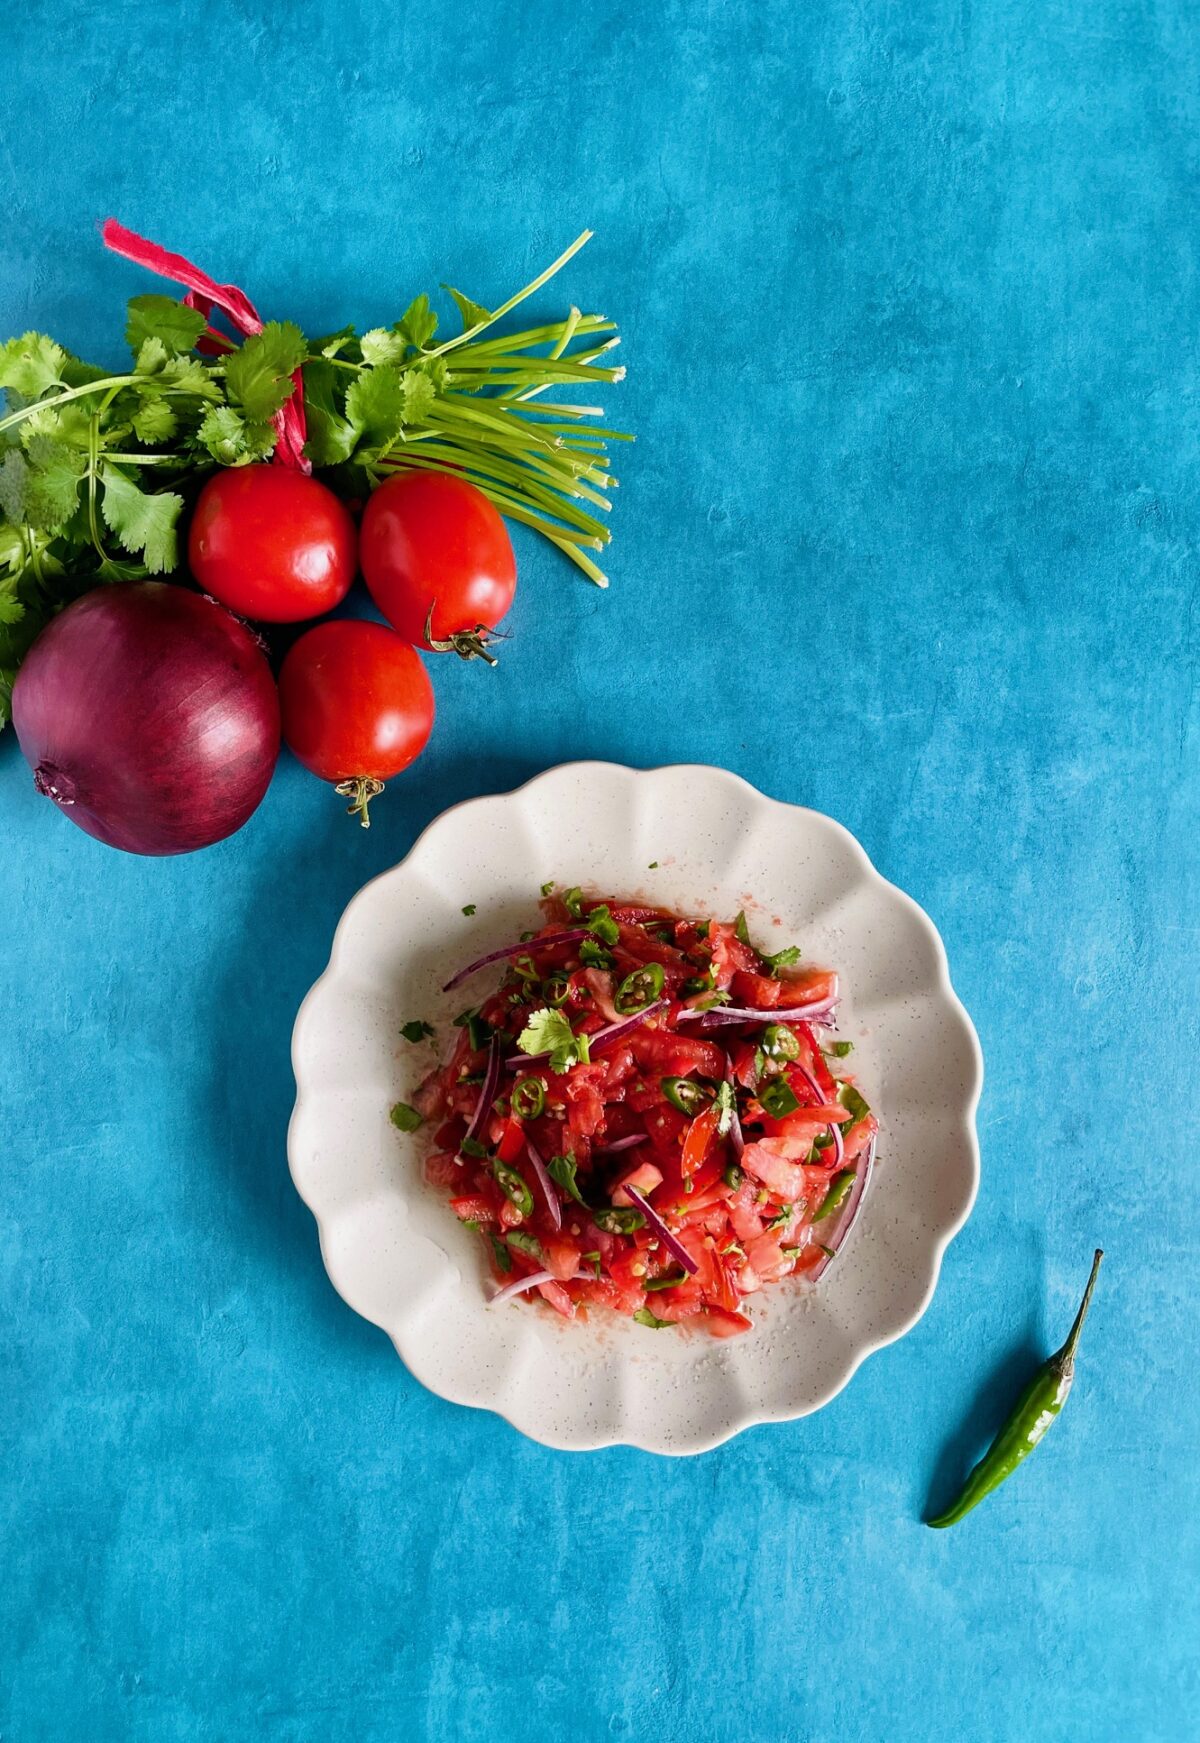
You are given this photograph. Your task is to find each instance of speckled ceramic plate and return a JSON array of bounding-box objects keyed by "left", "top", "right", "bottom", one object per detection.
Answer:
[{"left": 288, "top": 762, "right": 982, "bottom": 1454}]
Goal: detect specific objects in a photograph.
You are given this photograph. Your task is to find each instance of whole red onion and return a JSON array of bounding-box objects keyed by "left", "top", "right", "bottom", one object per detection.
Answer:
[{"left": 12, "top": 582, "right": 280, "bottom": 855}]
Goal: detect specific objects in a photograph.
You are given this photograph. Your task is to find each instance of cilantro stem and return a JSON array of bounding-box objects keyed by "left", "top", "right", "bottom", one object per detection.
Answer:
[
  {"left": 0, "top": 373, "right": 140, "bottom": 437},
  {"left": 427, "top": 231, "right": 595, "bottom": 357}
]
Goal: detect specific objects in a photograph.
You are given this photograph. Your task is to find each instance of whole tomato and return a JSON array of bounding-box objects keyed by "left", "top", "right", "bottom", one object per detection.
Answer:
[
  {"left": 360, "top": 472, "right": 516, "bottom": 664},
  {"left": 188, "top": 467, "right": 357, "bottom": 623},
  {"left": 279, "top": 619, "right": 434, "bottom": 826}
]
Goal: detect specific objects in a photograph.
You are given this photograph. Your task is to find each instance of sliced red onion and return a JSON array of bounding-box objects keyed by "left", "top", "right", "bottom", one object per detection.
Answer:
[
  {"left": 594, "top": 1133, "right": 648, "bottom": 1156},
  {"left": 677, "top": 999, "right": 838, "bottom": 1028},
  {"left": 525, "top": 1137, "right": 562, "bottom": 1232},
  {"left": 792, "top": 1060, "right": 844, "bottom": 1169},
  {"left": 506, "top": 999, "right": 667, "bottom": 1069},
  {"left": 442, "top": 927, "right": 591, "bottom": 992},
  {"left": 808, "top": 1131, "right": 876, "bottom": 1283},
  {"left": 623, "top": 1187, "right": 699, "bottom": 1276},
  {"left": 461, "top": 1036, "right": 501, "bottom": 1149},
  {"left": 587, "top": 1000, "right": 668, "bottom": 1053},
  {"left": 724, "top": 1059, "right": 745, "bottom": 1160},
  {"left": 489, "top": 1268, "right": 557, "bottom": 1306}
]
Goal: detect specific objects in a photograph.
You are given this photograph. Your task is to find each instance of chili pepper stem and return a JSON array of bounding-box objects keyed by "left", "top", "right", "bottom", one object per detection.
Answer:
[{"left": 1055, "top": 1247, "right": 1104, "bottom": 1377}]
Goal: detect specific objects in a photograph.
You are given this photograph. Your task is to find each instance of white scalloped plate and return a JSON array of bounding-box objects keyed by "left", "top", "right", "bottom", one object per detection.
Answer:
[{"left": 289, "top": 762, "right": 982, "bottom": 1453}]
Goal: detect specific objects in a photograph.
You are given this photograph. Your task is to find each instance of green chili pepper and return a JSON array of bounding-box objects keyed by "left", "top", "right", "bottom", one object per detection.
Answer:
[
  {"left": 644, "top": 1271, "right": 689, "bottom": 1292},
  {"left": 760, "top": 1023, "right": 800, "bottom": 1062},
  {"left": 812, "top": 1167, "right": 855, "bottom": 1221},
  {"left": 492, "top": 1159, "right": 534, "bottom": 1218},
  {"left": 510, "top": 1077, "right": 547, "bottom": 1120},
  {"left": 542, "top": 972, "right": 571, "bottom": 1007},
  {"left": 661, "top": 1075, "right": 711, "bottom": 1116},
  {"left": 505, "top": 1230, "right": 544, "bottom": 1262},
  {"left": 592, "top": 1206, "right": 645, "bottom": 1234},
  {"left": 723, "top": 1160, "right": 744, "bottom": 1190},
  {"left": 615, "top": 962, "right": 665, "bottom": 1014},
  {"left": 927, "top": 1249, "right": 1104, "bottom": 1529}
]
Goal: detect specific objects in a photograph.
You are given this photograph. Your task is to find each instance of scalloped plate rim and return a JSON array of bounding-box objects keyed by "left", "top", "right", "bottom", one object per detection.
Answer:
[{"left": 288, "top": 760, "right": 983, "bottom": 1454}]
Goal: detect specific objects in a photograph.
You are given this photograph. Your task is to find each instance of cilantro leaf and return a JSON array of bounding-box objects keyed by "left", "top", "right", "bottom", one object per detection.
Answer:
[
  {"left": 398, "top": 294, "right": 437, "bottom": 350},
  {"left": 99, "top": 468, "right": 183, "bottom": 573},
  {"left": 0, "top": 332, "right": 69, "bottom": 400},
  {"left": 360, "top": 328, "right": 409, "bottom": 368},
  {"left": 547, "top": 1152, "right": 586, "bottom": 1206},
  {"left": 402, "top": 368, "right": 436, "bottom": 426},
  {"left": 825, "top": 1040, "right": 854, "bottom": 1058},
  {"left": 633, "top": 1307, "right": 672, "bottom": 1329},
  {"left": 224, "top": 321, "right": 307, "bottom": 421},
  {"left": 197, "top": 405, "right": 276, "bottom": 466},
  {"left": 21, "top": 437, "right": 85, "bottom": 534},
  {"left": 125, "top": 295, "right": 208, "bottom": 358},
  {"left": 764, "top": 944, "right": 802, "bottom": 974},
  {"left": 389, "top": 1101, "right": 423, "bottom": 1132},
  {"left": 130, "top": 398, "right": 178, "bottom": 445},
  {"left": 713, "top": 1079, "right": 736, "bottom": 1138},
  {"left": 734, "top": 910, "right": 752, "bottom": 947},
  {"left": 516, "top": 1006, "right": 588, "bottom": 1073},
  {"left": 488, "top": 1233, "right": 512, "bottom": 1273},
  {"left": 135, "top": 337, "right": 170, "bottom": 378},
  {"left": 579, "top": 937, "right": 614, "bottom": 969},
  {"left": 300, "top": 360, "right": 357, "bottom": 467},
  {"left": 400, "top": 1020, "right": 434, "bottom": 1043},
  {"left": 344, "top": 364, "right": 406, "bottom": 447},
  {"left": 442, "top": 284, "right": 491, "bottom": 334}
]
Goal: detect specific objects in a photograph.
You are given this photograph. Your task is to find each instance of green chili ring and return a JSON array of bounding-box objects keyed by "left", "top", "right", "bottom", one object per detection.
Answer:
[{"left": 615, "top": 961, "right": 665, "bottom": 1014}]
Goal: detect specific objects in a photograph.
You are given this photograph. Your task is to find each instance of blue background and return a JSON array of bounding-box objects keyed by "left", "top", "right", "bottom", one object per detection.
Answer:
[{"left": 2, "top": 2, "right": 1196, "bottom": 1738}]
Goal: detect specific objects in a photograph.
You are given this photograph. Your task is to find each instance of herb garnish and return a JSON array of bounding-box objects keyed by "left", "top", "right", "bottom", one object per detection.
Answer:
[
  {"left": 400, "top": 1020, "right": 434, "bottom": 1043},
  {"left": 389, "top": 1101, "right": 423, "bottom": 1132}
]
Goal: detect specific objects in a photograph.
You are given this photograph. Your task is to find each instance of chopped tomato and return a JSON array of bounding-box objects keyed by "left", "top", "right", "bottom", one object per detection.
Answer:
[{"left": 420, "top": 895, "right": 871, "bottom": 1338}]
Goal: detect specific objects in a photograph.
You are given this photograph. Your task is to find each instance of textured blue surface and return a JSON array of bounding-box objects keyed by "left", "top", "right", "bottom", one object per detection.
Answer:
[{"left": 2, "top": 2, "right": 1197, "bottom": 1738}]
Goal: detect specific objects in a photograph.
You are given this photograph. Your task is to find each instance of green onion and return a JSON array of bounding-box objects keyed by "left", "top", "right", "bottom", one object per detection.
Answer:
[
  {"left": 511, "top": 1077, "right": 547, "bottom": 1120},
  {"left": 615, "top": 962, "right": 665, "bottom": 1014}
]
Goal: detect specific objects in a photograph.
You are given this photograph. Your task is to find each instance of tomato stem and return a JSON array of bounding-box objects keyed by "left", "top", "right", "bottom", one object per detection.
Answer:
[
  {"left": 335, "top": 776, "right": 386, "bottom": 827},
  {"left": 422, "top": 605, "right": 500, "bottom": 666}
]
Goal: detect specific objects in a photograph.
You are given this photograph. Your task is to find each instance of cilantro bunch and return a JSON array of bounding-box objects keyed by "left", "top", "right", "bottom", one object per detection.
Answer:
[{"left": 0, "top": 232, "right": 627, "bottom": 727}]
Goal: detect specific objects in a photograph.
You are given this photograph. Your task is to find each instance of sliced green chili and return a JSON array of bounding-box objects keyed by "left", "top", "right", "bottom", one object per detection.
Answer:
[
  {"left": 511, "top": 1077, "right": 547, "bottom": 1120},
  {"left": 542, "top": 972, "right": 571, "bottom": 1007},
  {"left": 389, "top": 1101, "right": 423, "bottom": 1132},
  {"left": 505, "top": 1229, "right": 544, "bottom": 1262},
  {"left": 645, "top": 1271, "right": 689, "bottom": 1292},
  {"left": 928, "top": 1250, "right": 1104, "bottom": 1529},
  {"left": 761, "top": 1023, "right": 800, "bottom": 1062},
  {"left": 615, "top": 962, "right": 665, "bottom": 1014},
  {"left": 723, "top": 1160, "right": 744, "bottom": 1190},
  {"left": 592, "top": 1206, "right": 646, "bottom": 1234},
  {"left": 661, "top": 1076, "right": 711, "bottom": 1116},
  {"left": 492, "top": 1159, "right": 534, "bottom": 1218},
  {"left": 813, "top": 1168, "right": 855, "bottom": 1221}
]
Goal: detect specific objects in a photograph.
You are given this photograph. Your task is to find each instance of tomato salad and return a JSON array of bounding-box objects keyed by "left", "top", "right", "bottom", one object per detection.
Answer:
[{"left": 405, "top": 889, "right": 878, "bottom": 1336}]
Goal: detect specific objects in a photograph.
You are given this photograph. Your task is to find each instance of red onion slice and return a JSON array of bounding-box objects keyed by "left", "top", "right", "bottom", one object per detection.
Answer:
[
  {"left": 525, "top": 1138, "right": 562, "bottom": 1232},
  {"left": 677, "top": 1000, "right": 838, "bottom": 1028},
  {"left": 594, "top": 1133, "right": 648, "bottom": 1156},
  {"left": 623, "top": 1187, "right": 699, "bottom": 1276},
  {"left": 489, "top": 1268, "right": 557, "bottom": 1306},
  {"left": 462, "top": 1036, "right": 501, "bottom": 1150},
  {"left": 792, "top": 1060, "right": 844, "bottom": 1169},
  {"left": 808, "top": 1131, "right": 876, "bottom": 1283},
  {"left": 442, "top": 928, "right": 592, "bottom": 992}
]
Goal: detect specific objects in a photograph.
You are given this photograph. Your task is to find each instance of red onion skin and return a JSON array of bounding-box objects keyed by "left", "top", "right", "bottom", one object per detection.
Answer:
[{"left": 12, "top": 582, "right": 280, "bottom": 856}]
